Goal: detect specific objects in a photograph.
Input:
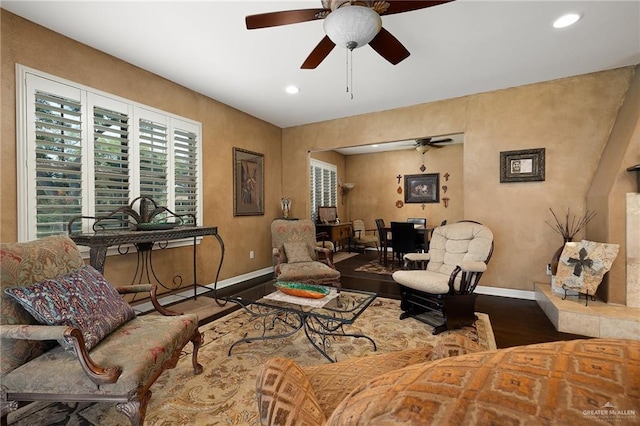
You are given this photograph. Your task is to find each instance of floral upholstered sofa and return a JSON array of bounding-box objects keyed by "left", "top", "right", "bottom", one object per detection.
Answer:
[
  {"left": 0, "top": 235, "right": 203, "bottom": 426},
  {"left": 256, "top": 336, "right": 639, "bottom": 425}
]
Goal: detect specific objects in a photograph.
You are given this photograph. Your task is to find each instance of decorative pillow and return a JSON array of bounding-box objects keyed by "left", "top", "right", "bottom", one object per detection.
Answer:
[
  {"left": 4, "top": 265, "right": 136, "bottom": 351},
  {"left": 284, "top": 242, "right": 313, "bottom": 263},
  {"left": 555, "top": 240, "right": 620, "bottom": 295}
]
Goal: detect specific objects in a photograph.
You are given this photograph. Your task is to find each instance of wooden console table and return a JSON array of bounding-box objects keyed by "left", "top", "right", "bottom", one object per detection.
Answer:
[
  {"left": 69, "top": 226, "right": 225, "bottom": 300},
  {"left": 316, "top": 222, "right": 352, "bottom": 251}
]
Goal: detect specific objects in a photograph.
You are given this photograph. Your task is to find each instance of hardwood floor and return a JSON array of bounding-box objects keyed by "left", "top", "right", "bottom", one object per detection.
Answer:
[
  {"left": 180, "top": 251, "right": 587, "bottom": 349},
  {"left": 335, "top": 251, "right": 587, "bottom": 349}
]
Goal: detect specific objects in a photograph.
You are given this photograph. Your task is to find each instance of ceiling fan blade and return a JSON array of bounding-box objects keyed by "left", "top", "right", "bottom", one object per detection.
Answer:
[
  {"left": 431, "top": 138, "right": 453, "bottom": 144},
  {"left": 246, "top": 9, "right": 328, "bottom": 29},
  {"left": 381, "top": 1, "right": 454, "bottom": 16},
  {"left": 301, "top": 36, "right": 336, "bottom": 69},
  {"left": 369, "top": 28, "right": 410, "bottom": 65}
]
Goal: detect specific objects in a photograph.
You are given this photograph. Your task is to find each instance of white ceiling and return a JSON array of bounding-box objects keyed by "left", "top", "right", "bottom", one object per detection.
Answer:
[{"left": 3, "top": 0, "right": 639, "bottom": 131}]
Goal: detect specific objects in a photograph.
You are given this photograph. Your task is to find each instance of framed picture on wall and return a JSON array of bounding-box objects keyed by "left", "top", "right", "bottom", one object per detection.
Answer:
[
  {"left": 233, "top": 148, "right": 264, "bottom": 216},
  {"left": 500, "top": 148, "right": 545, "bottom": 183},
  {"left": 404, "top": 173, "right": 440, "bottom": 204}
]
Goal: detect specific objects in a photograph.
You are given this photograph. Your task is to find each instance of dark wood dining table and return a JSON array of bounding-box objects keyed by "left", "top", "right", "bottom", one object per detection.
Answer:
[{"left": 381, "top": 224, "right": 435, "bottom": 267}]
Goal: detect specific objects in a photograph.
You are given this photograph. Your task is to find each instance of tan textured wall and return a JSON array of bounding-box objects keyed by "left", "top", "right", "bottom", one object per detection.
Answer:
[
  {"left": 0, "top": 11, "right": 282, "bottom": 291},
  {"left": 587, "top": 66, "right": 640, "bottom": 304},
  {"left": 283, "top": 68, "right": 634, "bottom": 292},
  {"left": 343, "top": 144, "right": 464, "bottom": 228},
  {"left": 2, "top": 10, "right": 636, "bottom": 297}
]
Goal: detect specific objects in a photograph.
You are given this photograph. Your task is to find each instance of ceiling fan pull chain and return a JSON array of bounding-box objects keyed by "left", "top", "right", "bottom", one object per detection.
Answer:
[
  {"left": 345, "top": 48, "right": 354, "bottom": 100},
  {"left": 349, "top": 48, "right": 354, "bottom": 100},
  {"left": 345, "top": 47, "right": 349, "bottom": 95}
]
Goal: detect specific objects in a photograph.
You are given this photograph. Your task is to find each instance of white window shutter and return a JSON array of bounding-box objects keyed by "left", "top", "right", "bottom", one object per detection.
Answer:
[
  {"left": 17, "top": 66, "right": 203, "bottom": 242},
  {"left": 173, "top": 123, "right": 198, "bottom": 220},
  {"left": 310, "top": 159, "right": 337, "bottom": 222},
  {"left": 138, "top": 117, "right": 168, "bottom": 208},
  {"left": 32, "top": 88, "right": 84, "bottom": 238},
  {"left": 91, "top": 97, "right": 131, "bottom": 230}
]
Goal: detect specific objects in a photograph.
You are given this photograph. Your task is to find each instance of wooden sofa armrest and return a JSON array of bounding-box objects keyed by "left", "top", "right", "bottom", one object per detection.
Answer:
[
  {"left": 0, "top": 324, "right": 122, "bottom": 386},
  {"left": 116, "top": 284, "right": 182, "bottom": 316}
]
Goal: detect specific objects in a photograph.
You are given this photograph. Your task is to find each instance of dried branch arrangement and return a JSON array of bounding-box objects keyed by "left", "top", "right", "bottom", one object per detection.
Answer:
[{"left": 546, "top": 208, "right": 597, "bottom": 240}]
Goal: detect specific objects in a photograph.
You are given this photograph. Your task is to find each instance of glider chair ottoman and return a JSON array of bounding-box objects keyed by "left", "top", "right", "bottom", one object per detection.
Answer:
[
  {"left": 0, "top": 235, "right": 203, "bottom": 426},
  {"left": 393, "top": 221, "right": 494, "bottom": 335},
  {"left": 271, "top": 219, "right": 341, "bottom": 290}
]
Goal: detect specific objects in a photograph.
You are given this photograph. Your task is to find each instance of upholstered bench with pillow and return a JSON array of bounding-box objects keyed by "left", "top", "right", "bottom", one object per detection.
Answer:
[{"left": 1, "top": 235, "right": 203, "bottom": 426}]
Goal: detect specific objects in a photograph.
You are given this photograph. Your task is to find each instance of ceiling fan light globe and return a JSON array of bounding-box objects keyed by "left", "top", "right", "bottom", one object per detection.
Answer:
[{"left": 323, "top": 5, "right": 382, "bottom": 49}]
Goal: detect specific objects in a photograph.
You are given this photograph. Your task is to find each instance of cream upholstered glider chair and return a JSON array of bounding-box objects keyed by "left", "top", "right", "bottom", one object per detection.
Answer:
[
  {"left": 271, "top": 219, "right": 341, "bottom": 289},
  {"left": 350, "top": 219, "right": 378, "bottom": 254},
  {"left": 392, "top": 221, "right": 494, "bottom": 335}
]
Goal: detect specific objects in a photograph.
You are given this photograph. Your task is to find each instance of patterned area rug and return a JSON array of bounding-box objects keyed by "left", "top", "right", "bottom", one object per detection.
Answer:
[
  {"left": 354, "top": 259, "right": 402, "bottom": 275},
  {"left": 7, "top": 298, "right": 495, "bottom": 426}
]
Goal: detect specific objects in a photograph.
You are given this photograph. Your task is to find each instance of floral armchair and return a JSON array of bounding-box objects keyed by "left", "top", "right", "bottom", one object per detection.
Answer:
[
  {"left": 0, "top": 235, "right": 203, "bottom": 426},
  {"left": 271, "top": 219, "right": 341, "bottom": 289}
]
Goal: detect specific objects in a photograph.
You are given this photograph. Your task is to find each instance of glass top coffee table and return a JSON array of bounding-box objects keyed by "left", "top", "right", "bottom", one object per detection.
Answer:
[{"left": 224, "top": 285, "right": 377, "bottom": 362}]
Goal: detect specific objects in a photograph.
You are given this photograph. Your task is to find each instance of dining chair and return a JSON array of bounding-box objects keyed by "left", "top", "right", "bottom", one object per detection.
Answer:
[
  {"left": 351, "top": 219, "right": 378, "bottom": 254},
  {"left": 407, "top": 217, "right": 427, "bottom": 251},
  {"left": 390, "top": 222, "right": 418, "bottom": 268},
  {"left": 374, "top": 219, "right": 391, "bottom": 264}
]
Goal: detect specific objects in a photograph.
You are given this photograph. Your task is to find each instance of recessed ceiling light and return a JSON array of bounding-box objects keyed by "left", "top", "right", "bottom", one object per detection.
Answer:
[
  {"left": 553, "top": 13, "right": 581, "bottom": 29},
  {"left": 285, "top": 85, "right": 299, "bottom": 95}
]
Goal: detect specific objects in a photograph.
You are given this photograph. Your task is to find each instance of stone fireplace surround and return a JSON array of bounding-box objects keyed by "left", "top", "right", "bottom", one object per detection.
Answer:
[{"left": 535, "top": 193, "right": 640, "bottom": 340}]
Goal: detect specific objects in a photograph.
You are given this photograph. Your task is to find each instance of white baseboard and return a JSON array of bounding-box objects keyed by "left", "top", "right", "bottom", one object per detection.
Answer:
[
  {"left": 134, "top": 267, "right": 274, "bottom": 313},
  {"left": 202, "top": 267, "right": 274, "bottom": 291},
  {"left": 140, "top": 269, "right": 534, "bottom": 313},
  {"left": 475, "top": 285, "right": 536, "bottom": 301}
]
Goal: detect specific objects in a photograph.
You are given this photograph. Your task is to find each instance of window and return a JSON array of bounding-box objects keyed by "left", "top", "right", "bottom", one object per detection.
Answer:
[
  {"left": 17, "top": 66, "right": 202, "bottom": 241},
  {"left": 310, "top": 159, "right": 337, "bottom": 222}
]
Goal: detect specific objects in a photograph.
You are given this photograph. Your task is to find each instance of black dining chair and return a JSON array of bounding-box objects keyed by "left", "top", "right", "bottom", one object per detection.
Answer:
[
  {"left": 375, "top": 218, "right": 390, "bottom": 264},
  {"left": 407, "top": 218, "right": 427, "bottom": 251},
  {"left": 407, "top": 218, "right": 426, "bottom": 226},
  {"left": 390, "top": 222, "right": 418, "bottom": 268}
]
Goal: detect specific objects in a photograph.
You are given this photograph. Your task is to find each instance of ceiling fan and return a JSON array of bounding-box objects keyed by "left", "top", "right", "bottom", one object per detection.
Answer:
[
  {"left": 415, "top": 137, "right": 454, "bottom": 153},
  {"left": 245, "top": 1, "right": 454, "bottom": 69}
]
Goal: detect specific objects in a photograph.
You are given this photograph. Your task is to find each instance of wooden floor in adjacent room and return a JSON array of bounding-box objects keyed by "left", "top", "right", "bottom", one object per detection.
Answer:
[{"left": 173, "top": 250, "right": 587, "bottom": 350}]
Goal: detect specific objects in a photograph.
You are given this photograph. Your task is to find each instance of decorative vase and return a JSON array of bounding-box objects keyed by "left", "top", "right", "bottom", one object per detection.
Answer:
[
  {"left": 550, "top": 238, "right": 572, "bottom": 295},
  {"left": 551, "top": 238, "right": 572, "bottom": 276},
  {"left": 280, "top": 198, "right": 291, "bottom": 219}
]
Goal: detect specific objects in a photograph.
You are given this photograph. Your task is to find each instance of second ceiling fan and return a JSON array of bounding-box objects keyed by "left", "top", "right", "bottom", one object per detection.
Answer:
[{"left": 245, "top": 1, "right": 454, "bottom": 69}]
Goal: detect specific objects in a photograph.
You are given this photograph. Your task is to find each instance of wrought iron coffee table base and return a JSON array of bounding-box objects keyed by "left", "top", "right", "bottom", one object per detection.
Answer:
[{"left": 226, "top": 298, "right": 377, "bottom": 362}]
